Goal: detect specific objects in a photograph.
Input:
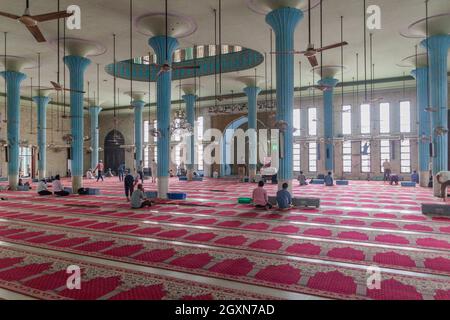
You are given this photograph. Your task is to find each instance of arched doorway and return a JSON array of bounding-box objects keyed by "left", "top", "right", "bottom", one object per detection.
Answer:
[
  {"left": 220, "top": 117, "right": 267, "bottom": 177},
  {"left": 104, "top": 130, "right": 125, "bottom": 174}
]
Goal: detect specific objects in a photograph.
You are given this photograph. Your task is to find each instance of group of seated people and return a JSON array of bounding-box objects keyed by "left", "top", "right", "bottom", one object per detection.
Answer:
[
  {"left": 300, "top": 172, "right": 335, "bottom": 186},
  {"left": 386, "top": 170, "right": 420, "bottom": 186},
  {"left": 37, "top": 175, "right": 70, "bottom": 197},
  {"left": 252, "top": 181, "right": 292, "bottom": 210},
  {"left": 18, "top": 179, "right": 32, "bottom": 189},
  {"left": 86, "top": 168, "right": 114, "bottom": 179}
]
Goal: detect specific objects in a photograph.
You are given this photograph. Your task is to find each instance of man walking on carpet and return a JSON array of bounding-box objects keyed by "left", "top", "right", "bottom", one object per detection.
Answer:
[
  {"left": 382, "top": 159, "right": 392, "bottom": 184},
  {"left": 124, "top": 170, "right": 137, "bottom": 202},
  {"left": 151, "top": 159, "right": 157, "bottom": 183},
  {"left": 94, "top": 160, "right": 105, "bottom": 182},
  {"left": 118, "top": 162, "right": 126, "bottom": 182}
]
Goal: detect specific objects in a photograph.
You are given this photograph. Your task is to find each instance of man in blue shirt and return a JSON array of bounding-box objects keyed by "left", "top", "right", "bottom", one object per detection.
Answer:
[
  {"left": 411, "top": 170, "right": 420, "bottom": 184},
  {"left": 118, "top": 163, "right": 126, "bottom": 182},
  {"left": 276, "top": 183, "right": 292, "bottom": 210},
  {"left": 124, "top": 170, "right": 136, "bottom": 202},
  {"left": 324, "top": 172, "right": 334, "bottom": 186}
]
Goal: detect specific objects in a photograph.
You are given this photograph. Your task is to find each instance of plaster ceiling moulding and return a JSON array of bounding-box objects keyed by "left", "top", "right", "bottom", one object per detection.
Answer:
[
  {"left": 235, "top": 75, "right": 265, "bottom": 88},
  {"left": 400, "top": 13, "right": 450, "bottom": 39},
  {"left": 135, "top": 12, "right": 197, "bottom": 38},
  {"left": 48, "top": 92, "right": 69, "bottom": 102},
  {"left": 21, "top": 86, "right": 54, "bottom": 97},
  {"left": 246, "top": 0, "right": 320, "bottom": 15},
  {"left": 84, "top": 98, "right": 107, "bottom": 107},
  {"left": 178, "top": 83, "right": 202, "bottom": 95},
  {"left": 0, "top": 55, "right": 36, "bottom": 72},
  {"left": 124, "top": 91, "right": 147, "bottom": 102},
  {"left": 311, "top": 65, "right": 347, "bottom": 79},
  {"left": 49, "top": 38, "right": 107, "bottom": 57},
  {"left": 397, "top": 53, "right": 428, "bottom": 68}
]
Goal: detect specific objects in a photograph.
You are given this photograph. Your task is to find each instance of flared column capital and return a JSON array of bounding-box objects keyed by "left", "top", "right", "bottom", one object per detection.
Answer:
[
  {"left": 318, "top": 77, "right": 339, "bottom": 89},
  {"left": 89, "top": 105, "right": 103, "bottom": 116},
  {"left": 244, "top": 86, "right": 262, "bottom": 98},
  {"left": 32, "top": 96, "right": 51, "bottom": 106},
  {"left": 411, "top": 66, "right": 428, "bottom": 80},
  {"left": 182, "top": 94, "right": 197, "bottom": 105},
  {"left": 131, "top": 100, "right": 146, "bottom": 110},
  {"left": 0, "top": 71, "right": 27, "bottom": 85},
  {"left": 265, "top": 7, "right": 303, "bottom": 37},
  {"left": 63, "top": 55, "right": 91, "bottom": 74},
  {"left": 421, "top": 34, "right": 450, "bottom": 53},
  {"left": 148, "top": 36, "right": 179, "bottom": 63}
]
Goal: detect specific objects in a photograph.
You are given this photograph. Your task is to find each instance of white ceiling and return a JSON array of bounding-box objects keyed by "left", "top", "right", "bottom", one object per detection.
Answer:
[{"left": 0, "top": 0, "right": 449, "bottom": 109}]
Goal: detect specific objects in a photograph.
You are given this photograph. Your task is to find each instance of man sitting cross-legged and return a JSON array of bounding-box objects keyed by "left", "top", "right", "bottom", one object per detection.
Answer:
[
  {"left": 297, "top": 171, "right": 308, "bottom": 186},
  {"left": 324, "top": 172, "right": 334, "bottom": 187},
  {"left": 37, "top": 179, "right": 52, "bottom": 196},
  {"left": 130, "top": 184, "right": 153, "bottom": 209},
  {"left": 252, "top": 181, "right": 272, "bottom": 210},
  {"left": 276, "top": 183, "right": 292, "bottom": 211}
]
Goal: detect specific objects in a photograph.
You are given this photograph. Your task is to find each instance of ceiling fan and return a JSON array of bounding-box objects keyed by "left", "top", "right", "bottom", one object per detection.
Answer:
[
  {"left": 149, "top": 0, "right": 199, "bottom": 78},
  {"left": 271, "top": 0, "right": 348, "bottom": 68},
  {"left": 49, "top": 13, "right": 85, "bottom": 95},
  {"left": 0, "top": 0, "right": 73, "bottom": 43},
  {"left": 50, "top": 81, "right": 85, "bottom": 94}
]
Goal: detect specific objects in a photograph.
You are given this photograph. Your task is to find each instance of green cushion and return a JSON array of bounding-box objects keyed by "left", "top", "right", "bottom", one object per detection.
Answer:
[{"left": 238, "top": 197, "right": 253, "bottom": 204}]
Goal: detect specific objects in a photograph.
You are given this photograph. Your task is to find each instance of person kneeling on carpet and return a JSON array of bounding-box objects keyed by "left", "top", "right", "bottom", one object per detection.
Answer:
[
  {"left": 390, "top": 173, "right": 400, "bottom": 186},
  {"left": 37, "top": 179, "right": 52, "bottom": 196},
  {"left": 130, "top": 184, "right": 153, "bottom": 209},
  {"left": 436, "top": 171, "right": 450, "bottom": 202},
  {"left": 324, "top": 172, "right": 334, "bottom": 187},
  {"left": 53, "top": 175, "right": 70, "bottom": 197},
  {"left": 298, "top": 171, "right": 308, "bottom": 186},
  {"left": 86, "top": 169, "right": 95, "bottom": 180},
  {"left": 276, "top": 183, "right": 292, "bottom": 210},
  {"left": 252, "top": 181, "right": 272, "bottom": 210}
]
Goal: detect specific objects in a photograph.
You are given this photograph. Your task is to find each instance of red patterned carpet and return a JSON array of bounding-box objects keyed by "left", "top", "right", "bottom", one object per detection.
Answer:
[{"left": 0, "top": 177, "right": 449, "bottom": 300}]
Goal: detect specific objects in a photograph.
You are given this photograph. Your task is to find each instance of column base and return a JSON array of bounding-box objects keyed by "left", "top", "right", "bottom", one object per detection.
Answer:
[
  {"left": 249, "top": 168, "right": 257, "bottom": 182},
  {"left": 158, "top": 176, "right": 169, "bottom": 199},
  {"left": 419, "top": 171, "right": 429, "bottom": 188},
  {"left": 72, "top": 176, "right": 83, "bottom": 194},
  {"left": 433, "top": 176, "right": 441, "bottom": 197},
  {"left": 187, "top": 169, "right": 194, "bottom": 181},
  {"left": 38, "top": 171, "right": 46, "bottom": 181},
  {"left": 278, "top": 179, "right": 293, "bottom": 193},
  {"left": 8, "top": 175, "right": 19, "bottom": 191}
]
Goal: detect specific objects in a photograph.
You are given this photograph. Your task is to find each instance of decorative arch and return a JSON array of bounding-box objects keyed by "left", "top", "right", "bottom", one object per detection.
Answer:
[
  {"left": 220, "top": 116, "right": 265, "bottom": 176},
  {"left": 104, "top": 130, "right": 125, "bottom": 173}
]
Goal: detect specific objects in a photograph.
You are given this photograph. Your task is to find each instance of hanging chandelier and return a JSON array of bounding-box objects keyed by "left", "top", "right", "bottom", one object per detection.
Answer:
[
  {"left": 170, "top": 109, "right": 192, "bottom": 138},
  {"left": 171, "top": 76, "right": 193, "bottom": 138}
]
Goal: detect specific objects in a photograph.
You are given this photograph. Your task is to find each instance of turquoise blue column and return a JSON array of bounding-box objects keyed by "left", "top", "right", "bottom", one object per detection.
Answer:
[
  {"left": 318, "top": 78, "right": 339, "bottom": 172},
  {"left": 33, "top": 96, "right": 51, "bottom": 179},
  {"left": 149, "top": 35, "right": 179, "bottom": 197},
  {"left": 244, "top": 86, "right": 261, "bottom": 180},
  {"left": 64, "top": 55, "right": 91, "bottom": 191},
  {"left": 422, "top": 35, "right": 450, "bottom": 196},
  {"left": 183, "top": 94, "right": 197, "bottom": 176},
  {"left": 411, "top": 67, "right": 430, "bottom": 185},
  {"left": 266, "top": 7, "right": 303, "bottom": 189},
  {"left": 132, "top": 100, "right": 145, "bottom": 171},
  {"left": 89, "top": 106, "right": 102, "bottom": 169},
  {"left": 0, "top": 71, "right": 26, "bottom": 189}
]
